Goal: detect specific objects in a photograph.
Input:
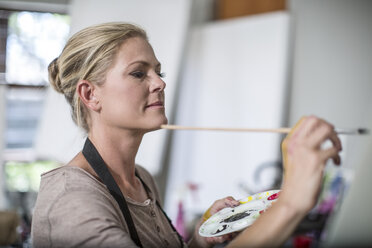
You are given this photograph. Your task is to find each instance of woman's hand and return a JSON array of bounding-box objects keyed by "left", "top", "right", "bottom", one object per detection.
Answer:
[
  {"left": 189, "top": 196, "right": 240, "bottom": 248},
  {"left": 280, "top": 115, "right": 342, "bottom": 213},
  {"left": 226, "top": 116, "right": 343, "bottom": 248}
]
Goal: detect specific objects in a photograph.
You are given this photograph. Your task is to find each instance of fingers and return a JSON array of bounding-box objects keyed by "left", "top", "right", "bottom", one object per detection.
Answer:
[
  {"left": 206, "top": 232, "right": 236, "bottom": 244},
  {"left": 224, "top": 196, "right": 240, "bottom": 208},
  {"left": 306, "top": 119, "right": 341, "bottom": 149},
  {"left": 301, "top": 117, "right": 342, "bottom": 166},
  {"left": 213, "top": 196, "right": 239, "bottom": 211},
  {"left": 320, "top": 146, "right": 341, "bottom": 165},
  {"left": 283, "top": 115, "right": 343, "bottom": 171},
  {"left": 206, "top": 236, "right": 226, "bottom": 244},
  {"left": 293, "top": 116, "right": 319, "bottom": 140},
  {"left": 203, "top": 197, "right": 240, "bottom": 222},
  {"left": 288, "top": 116, "right": 342, "bottom": 152}
]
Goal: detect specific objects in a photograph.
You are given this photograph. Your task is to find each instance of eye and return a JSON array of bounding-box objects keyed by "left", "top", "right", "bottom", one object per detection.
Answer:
[
  {"left": 130, "top": 71, "right": 145, "bottom": 79},
  {"left": 157, "top": 72, "right": 166, "bottom": 78}
]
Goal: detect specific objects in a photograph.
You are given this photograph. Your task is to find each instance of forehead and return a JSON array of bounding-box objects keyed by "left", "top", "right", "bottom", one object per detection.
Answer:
[{"left": 115, "top": 36, "right": 159, "bottom": 66}]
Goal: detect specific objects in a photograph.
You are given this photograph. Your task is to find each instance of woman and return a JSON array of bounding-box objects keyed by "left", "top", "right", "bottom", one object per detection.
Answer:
[{"left": 31, "top": 22, "right": 342, "bottom": 248}]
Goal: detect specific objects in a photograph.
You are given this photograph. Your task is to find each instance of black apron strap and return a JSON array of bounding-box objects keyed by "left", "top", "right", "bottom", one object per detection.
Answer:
[
  {"left": 82, "top": 138, "right": 143, "bottom": 248},
  {"left": 157, "top": 202, "right": 185, "bottom": 247},
  {"left": 135, "top": 172, "right": 184, "bottom": 247}
]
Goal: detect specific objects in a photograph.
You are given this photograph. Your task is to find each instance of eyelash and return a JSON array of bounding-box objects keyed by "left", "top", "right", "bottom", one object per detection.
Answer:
[
  {"left": 130, "top": 71, "right": 145, "bottom": 79},
  {"left": 158, "top": 72, "right": 166, "bottom": 78},
  {"left": 130, "top": 71, "right": 166, "bottom": 79}
]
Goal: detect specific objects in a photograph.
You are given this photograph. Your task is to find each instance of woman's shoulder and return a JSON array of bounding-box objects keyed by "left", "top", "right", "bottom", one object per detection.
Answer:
[
  {"left": 39, "top": 165, "right": 105, "bottom": 192},
  {"left": 33, "top": 165, "right": 120, "bottom": 223},
  {"left": 35, "top": 165, "right": 113, "bottom": 213},
  {"left": 32, "top": 166, "right": 132, "bottom": 248}
]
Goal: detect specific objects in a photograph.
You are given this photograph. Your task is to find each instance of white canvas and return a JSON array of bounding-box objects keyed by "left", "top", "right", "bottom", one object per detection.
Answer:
[{"left": 165, "top": 12, "right": 290, "bottom": 220}]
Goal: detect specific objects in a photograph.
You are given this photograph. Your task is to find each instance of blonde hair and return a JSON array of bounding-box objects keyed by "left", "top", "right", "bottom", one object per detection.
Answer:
[{"left": 48, "top": 22, "right": 148, "bottom": 132}]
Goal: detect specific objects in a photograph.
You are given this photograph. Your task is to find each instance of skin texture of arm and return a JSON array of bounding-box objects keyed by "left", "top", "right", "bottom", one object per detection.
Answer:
[
  {"left": 227, "top": 116, "right": 342, "bottom": 248},
  {"left": 226, "top": 198, "right": 303, "bottom": 247},
  {"left": 190, "top": 116, "right": 342, "bottom": 248}
]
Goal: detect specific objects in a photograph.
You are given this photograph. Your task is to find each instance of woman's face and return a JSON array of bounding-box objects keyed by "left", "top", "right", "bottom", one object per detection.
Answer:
[{"left": 96, "top": 36, "right": 167, "bottom": 133}]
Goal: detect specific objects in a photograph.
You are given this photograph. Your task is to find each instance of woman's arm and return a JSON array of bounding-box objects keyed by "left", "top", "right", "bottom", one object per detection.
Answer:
[
  {"left": 226, "top": 196, "right": 304, "bottom": 247},
  {"left": 227, "top": 116, "right": 342, "bottom": 247},
  {"left": 189, "top": 116, "right": 341, "bottom": 248}
]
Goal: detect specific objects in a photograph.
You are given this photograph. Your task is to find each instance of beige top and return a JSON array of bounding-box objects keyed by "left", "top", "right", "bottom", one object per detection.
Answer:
[{"left": 31, "top": 165, "right": 184, "bottom": 248}]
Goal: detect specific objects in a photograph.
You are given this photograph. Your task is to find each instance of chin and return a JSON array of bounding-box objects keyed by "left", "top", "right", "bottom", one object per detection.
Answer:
[
  {"left": 162, "top": 116, "right": 168, "bottom": 125},
  {"left": 144, "top": 116, "right": 168, "bottom": 133}
]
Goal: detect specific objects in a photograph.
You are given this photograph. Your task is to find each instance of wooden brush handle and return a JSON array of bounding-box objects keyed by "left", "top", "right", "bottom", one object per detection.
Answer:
[
  {"left": 160, "top": 124, "right": 368, "bottom": 135},
  {"left": 161, "top": 124, "right": 291, "bottom": 133}
]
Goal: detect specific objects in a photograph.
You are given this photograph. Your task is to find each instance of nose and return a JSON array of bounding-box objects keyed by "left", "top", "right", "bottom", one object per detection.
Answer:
[{"left": 149, "top": 73, "right": 166, "bottom": 93}]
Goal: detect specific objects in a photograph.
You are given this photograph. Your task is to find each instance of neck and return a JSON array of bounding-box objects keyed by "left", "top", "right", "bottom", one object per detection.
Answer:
[{"left": 87, "top": 126, "right": 144, "bottom": 185}]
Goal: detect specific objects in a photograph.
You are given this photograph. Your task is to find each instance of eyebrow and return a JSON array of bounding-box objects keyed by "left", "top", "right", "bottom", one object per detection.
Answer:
[{"left": 128, "top": 60, "right": 161, "bottom": 68}]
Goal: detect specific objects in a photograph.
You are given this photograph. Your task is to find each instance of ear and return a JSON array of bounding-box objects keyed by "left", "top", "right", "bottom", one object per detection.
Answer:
[{"left": 76, "top": 80, "right": 101, "bottom": 112}]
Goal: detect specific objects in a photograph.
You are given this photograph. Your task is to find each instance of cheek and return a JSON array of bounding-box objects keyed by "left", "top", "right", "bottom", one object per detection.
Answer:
[
  {"left": 125, "top": 88, "right": 149, "bottom": 111},
  {"left": 106, "top": 87, "right": 146, "bottom": 114}
]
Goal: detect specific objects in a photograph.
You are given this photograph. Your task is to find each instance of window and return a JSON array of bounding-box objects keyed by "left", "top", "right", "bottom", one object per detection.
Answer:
[
  {"left": 5, "top": 11, "right": 70, "bottom": 150},
  {"left": 6, "top": 11, "right": 69, "bottom": 86},
  {"left": 0, "top": 9, "right": 70, "bottom": 246}
]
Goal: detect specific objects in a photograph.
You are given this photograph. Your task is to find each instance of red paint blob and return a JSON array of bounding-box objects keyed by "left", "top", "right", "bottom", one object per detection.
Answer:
[{"left": 268, "top": 192, "right": 280, "bottom": 201}]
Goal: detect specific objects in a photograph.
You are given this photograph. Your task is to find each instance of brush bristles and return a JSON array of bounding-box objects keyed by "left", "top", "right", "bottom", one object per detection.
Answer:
[{"left": 357, "top": 128, "right": 370, "bottom": 135}]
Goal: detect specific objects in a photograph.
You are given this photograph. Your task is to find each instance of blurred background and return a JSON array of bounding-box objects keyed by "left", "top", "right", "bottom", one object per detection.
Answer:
[{"left": 0, "top": 0, "right": 371, "bottom": 247}]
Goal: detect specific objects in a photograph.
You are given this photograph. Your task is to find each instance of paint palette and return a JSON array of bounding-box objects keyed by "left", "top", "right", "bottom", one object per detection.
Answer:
[{"left": 199, "top": 190, "right": 280, "bottom": 237}]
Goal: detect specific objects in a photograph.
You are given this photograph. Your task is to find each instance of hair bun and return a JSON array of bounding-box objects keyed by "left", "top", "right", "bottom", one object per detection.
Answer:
[{"left": 48, "top": 57, "right": 64, "bottom": 93}]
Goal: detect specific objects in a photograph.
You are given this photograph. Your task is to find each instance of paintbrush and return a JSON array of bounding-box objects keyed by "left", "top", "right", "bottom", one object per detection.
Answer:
[{"left": 160, "top": 124, "right": 369, "bottom": 135}]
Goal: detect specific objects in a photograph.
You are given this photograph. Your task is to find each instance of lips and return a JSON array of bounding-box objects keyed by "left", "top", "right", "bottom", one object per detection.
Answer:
[{"left": 146, "top": 101, "right": 164, "bottom": 108}]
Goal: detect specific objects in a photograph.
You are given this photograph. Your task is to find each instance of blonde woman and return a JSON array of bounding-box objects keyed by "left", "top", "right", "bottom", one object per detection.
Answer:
[{"left": 31, "top": 22, "right": 342, "bottom": 248}]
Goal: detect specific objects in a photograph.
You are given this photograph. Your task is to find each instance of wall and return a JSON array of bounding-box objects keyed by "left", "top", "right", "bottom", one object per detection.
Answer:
[
  {"left": 35, "top": 0, "right": 192, "bottom": 175},
  {"left": 288, "top": 0, "right": 372, "bottom": 130},
  {"left": 289, "top": 0, "right": 372, "bottom": 245}
]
